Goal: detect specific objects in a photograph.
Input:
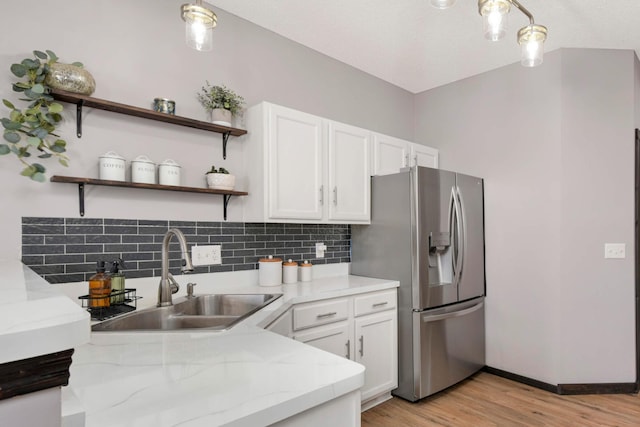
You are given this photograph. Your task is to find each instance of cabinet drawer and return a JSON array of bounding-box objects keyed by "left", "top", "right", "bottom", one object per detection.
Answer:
[
  {"left": 293, "top": 298, "right": 349, "bottom": 330},
  {"left": 354, "top": 290, "right": 397, "bottom": 317}
]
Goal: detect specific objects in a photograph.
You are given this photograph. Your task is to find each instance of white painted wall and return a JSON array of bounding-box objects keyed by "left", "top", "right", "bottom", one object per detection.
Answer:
[
  {"left": 414, "top": 48, "right": 637, "bottom": 385},
  {"left": 0, "top": 0, "right": 414, "bottom": 261}
]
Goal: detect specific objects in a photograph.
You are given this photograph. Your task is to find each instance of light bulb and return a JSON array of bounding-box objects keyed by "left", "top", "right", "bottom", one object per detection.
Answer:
[
  {"left": 181, "top": 2, "right": 217, "bottom": 52},
  {"left": 518, "top": 25, "right": 547, "bottom": 67},
  {"left": 479, "top": 0, "right": 510, "bottom": 41},
  {"left": 431, "top": 0, "right": 456, "bottom": 9},
  {"left": 185, "top": 18, "right": 212, "bottom": 51}
]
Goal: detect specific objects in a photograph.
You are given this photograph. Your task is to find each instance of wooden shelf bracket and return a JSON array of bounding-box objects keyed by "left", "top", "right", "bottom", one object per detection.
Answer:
[
  {"left": 222, "top": 131, "right": 230, "bottom": 159},
  {"left": 76, "top": 99, "right": 84, "bottom": 138},
  {"left": 78, "top": 182, "right": 85, "bottom": 216}
]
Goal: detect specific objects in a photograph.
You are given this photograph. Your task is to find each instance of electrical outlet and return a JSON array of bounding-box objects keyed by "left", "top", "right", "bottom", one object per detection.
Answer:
[
  {"left": 604, "top": 243, "right": 626, "bottom": 259},
  {"left": 192, "top": 245, "right": 222, "bottom": 266},
  {"left": 315, "top": 242, "right": 327, "bottom": 258}
]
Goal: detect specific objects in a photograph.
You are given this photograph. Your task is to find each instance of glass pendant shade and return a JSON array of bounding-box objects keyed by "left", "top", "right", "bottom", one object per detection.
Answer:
[
  {"left": 518, "top": 24, "right": 547, "bottom": 67},
  {"left": 181, "top": 2, "right": 217, "bottom": 52},
  {"left": 479, "top": 0, "right": 510, "bottom": 41},
  {"left": 431, "top": 0, "right": 456, "bottom": 9}
]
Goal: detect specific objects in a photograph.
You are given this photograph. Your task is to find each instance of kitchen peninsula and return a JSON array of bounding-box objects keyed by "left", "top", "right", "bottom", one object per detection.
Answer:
[
  {"left": 60, "top": 267, "right": 399, "bottom": 426},
  {"left": 0, "top": 260, "right": 89, "bottom": 426}
]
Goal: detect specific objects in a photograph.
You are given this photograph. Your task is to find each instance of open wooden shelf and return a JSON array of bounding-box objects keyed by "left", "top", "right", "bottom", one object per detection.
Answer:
[
  {"left": 51, "top": 175, "right": 247, "bottom": 220},
  {"left": 51, "top": 89, "right": 247, "bottom": 158}
]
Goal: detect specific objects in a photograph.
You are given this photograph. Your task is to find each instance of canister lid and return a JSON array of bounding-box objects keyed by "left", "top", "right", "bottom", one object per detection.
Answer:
[
  {"left": 300, "top": 260, "right": 312, "bottom": 267},
  {"left": 259, "top": 255, "right": 282, "bottom": 263},
  {"left": 283, "top": 259, "right": 297, "bottom": 266},
  {"left": 99, "top": 151, "right": 124, "bottom": 160},
  {"left": 159, "top": 159, "right": 181, "bottom": 168},
  {"left": 132, "top": 155, "right": 154, "bottom": 164}
]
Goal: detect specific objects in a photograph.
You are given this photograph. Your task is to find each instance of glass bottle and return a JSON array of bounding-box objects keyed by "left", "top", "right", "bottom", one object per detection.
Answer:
[
  {"left": 109, "top": 258, "right": 127, "bottom": 304},
  {"left": 89, "top": 261, "right": 111, "bottom": 308}
]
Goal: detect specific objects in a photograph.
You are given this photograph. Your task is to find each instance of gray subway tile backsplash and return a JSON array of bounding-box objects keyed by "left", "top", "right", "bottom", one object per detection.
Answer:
[{"left": 21, "top": 217, "right": 351, "bottom": 284}]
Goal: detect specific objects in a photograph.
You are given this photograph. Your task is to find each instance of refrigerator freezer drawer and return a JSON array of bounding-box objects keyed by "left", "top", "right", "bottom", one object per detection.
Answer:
[{"left": 412, "top": 297, "right": 485, "bottom": 400}]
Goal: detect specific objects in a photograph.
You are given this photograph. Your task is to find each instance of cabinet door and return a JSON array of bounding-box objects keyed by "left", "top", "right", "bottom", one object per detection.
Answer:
[
  {"left": 410, "top": 143, "right": 439, "bottom": 169},
  {"left": 372, "top": 133, "right": 409, "bottom": 176},
  {"left": 268, "top": 105, "right": 324, "bottom": 220},
  {"left": 294, "top": 321, "right": 352, "bottom": 359},
  {"left": 327, "top": 122, "right": 371, "bottom": 222},
  {"left": 354, "top": 310, "right": 398, "bottom": 402}
]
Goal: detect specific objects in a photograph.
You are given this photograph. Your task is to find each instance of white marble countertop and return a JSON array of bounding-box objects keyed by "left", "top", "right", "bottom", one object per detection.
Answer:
[
  {"left": 65, "top": 269, "right": 398, "bottom": 427},
  {"left": 0, "top": 259, "right": 89, "bottom": 364}
]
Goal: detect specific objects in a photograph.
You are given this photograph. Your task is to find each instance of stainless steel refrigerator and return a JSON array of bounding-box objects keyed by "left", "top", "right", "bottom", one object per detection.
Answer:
[{"left": 351, "top": 166, "right": 485, "bottom": 402}]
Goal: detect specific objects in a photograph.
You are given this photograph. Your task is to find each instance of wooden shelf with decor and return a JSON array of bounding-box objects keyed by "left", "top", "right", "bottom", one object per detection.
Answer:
[
  {"left": 50, "top": 175, "right": 247, "bottom": 220},
  {"left": 50, "top": 89, "right": 247, "bottom": 159}
]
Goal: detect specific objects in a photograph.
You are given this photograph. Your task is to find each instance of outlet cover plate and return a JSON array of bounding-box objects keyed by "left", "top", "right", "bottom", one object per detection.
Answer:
[
  {"left": 604, "top": 243, "right": 626, "bottom": 259},
  {"left": 192, "top": 245, "right": 222, "bottom": 266}
]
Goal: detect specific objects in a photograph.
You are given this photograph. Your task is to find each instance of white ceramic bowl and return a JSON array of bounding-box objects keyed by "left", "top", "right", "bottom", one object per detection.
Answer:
[{"left": 206, "top": 173, "right": 235, "bottom": 190}]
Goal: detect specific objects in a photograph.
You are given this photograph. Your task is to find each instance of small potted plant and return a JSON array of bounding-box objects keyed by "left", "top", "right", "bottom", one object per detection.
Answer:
[
  {"left": 205, "top": 165, "right": 235, "bottom": 190},
  {"left": 197, "top": 82, "right": 245, "bottom": 127}
]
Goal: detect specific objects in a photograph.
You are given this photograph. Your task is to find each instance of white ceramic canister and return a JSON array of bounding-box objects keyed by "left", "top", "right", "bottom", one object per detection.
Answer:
[
  {"left": 258, "top": 255, "right": 282, "bottom": 286},
  {"left": 131, "top": 155, "right": 156, "bottom": 184},
  {"left": 99, "top": 151, "right": 126, "bottom": 181},
  {"left": 282, "top": 259, "right": 298, "bottom": 284},
  {"left": 158, "top": 159, "right": 181, "bottom": 186},
  {"left": 299, "top": 260, "right": 313, "bottom": 282}
]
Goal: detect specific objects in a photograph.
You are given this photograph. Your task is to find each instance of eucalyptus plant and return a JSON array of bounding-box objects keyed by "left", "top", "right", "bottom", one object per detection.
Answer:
[
  {"left": 197, "top": 82, "right": 245, "bottom": 116},
  {"left": 0, "top": 50, "right": 79, "bottom": 182}
]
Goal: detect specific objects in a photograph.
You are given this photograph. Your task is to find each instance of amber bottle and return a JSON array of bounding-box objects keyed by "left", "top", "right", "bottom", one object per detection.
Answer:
[{"left": 89, "top": 261, "right": 111, "bottom": 308}]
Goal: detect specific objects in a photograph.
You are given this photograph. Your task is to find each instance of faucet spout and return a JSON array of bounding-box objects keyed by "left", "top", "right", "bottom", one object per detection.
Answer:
[{"left": 158, "top": 228, "right": 193, "bottom": 307}]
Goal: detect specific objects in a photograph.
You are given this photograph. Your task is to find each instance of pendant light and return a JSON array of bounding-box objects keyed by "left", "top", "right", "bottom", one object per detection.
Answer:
[
  {"left": 430, "top": 0, "right": 456, "bottom": 9},
  {"left": 478, "top": 0, "right": 511, "bottom": 41},
  {"left": 518, "top": 24, "right": 547, "bottom": 67},
  {"left": 434, "top": 0, "right": 548, "bottom": 67},
  {"left": 181, "top": 0, "right": 217, "bottom": 52}
]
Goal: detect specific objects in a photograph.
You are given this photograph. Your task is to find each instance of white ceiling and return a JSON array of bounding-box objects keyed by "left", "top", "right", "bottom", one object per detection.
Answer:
[{"left": 208, "top": 0, "right": 640, "bottom": 94}]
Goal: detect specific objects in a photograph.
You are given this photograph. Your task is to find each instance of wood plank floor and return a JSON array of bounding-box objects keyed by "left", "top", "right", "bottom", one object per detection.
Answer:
[{"left": 361, "top": 372, "right": 640, "bottom": 427}]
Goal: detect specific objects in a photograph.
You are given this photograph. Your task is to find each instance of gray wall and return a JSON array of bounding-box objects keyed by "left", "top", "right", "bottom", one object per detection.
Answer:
[
  {"left": 414, "top": 48, "right": 636, "bottom": 385},
  {"left": 0, "top": 0, "right": 414, "bottom": 261},
  {"left": 1, "top": 1, "right": 637, "bottom": 387}
]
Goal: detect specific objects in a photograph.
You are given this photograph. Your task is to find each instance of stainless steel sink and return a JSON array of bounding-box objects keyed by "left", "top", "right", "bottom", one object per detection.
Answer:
[{"left": 92, "top": 293, "right": 282, "bottom": 332}]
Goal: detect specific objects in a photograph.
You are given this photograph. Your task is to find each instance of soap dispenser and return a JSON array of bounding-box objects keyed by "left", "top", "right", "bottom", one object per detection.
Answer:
[
  {"left": 89, "top": 261, "right": 111, "bottom": 308},
  {"left": 109, "top": 258, "right": 127, "bottom": 304}
]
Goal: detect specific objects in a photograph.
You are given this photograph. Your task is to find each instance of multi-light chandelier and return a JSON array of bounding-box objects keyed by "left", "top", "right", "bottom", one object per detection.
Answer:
[
  {"left": 181, "top": 0, "right": 217, "bottom": 52},
  {"left": 432, "top": 0, "right": 548, "bottom": 67}
]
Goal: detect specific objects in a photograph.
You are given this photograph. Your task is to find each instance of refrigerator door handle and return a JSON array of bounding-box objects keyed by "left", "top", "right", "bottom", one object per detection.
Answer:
[
  {"left": 422, "top": 300, "right": 484, "bottom": 323},
  {"left": 454, "top": 186, "right": 465, "bottom": 285},
  {"left": 449, "top": 188, "right": 458, "bottom": 279}
]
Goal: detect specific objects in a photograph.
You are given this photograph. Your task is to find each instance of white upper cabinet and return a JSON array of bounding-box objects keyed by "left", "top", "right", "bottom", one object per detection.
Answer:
[
  {"left": 372, "top": 132, "right": 439, "bottom": 175},
  {"left": 410, "top": 143, "right": 439, "bottom": 169},
  {"left": 372, "top": 133, "right": 409, "bottom": 176},
  {"left": 327, "top": 121, "right": 371, "bottom": 222},
  {"left": 267, "top": 106, "right": 324, "bottom": 220},
  {"left": 243, "top": 102, "right": 371, "bottom": 224}
]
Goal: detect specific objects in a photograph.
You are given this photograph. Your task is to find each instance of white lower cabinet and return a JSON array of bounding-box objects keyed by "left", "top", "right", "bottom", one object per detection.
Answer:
[
  {"left": 294, "top": 321, "right": 351, "bottom": 358},
  {"left": 354, "top": 310, "right": 397, "bottom": 403},
  {"left": 269, "top": 289, "right": 398, "bottom": 409}
]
